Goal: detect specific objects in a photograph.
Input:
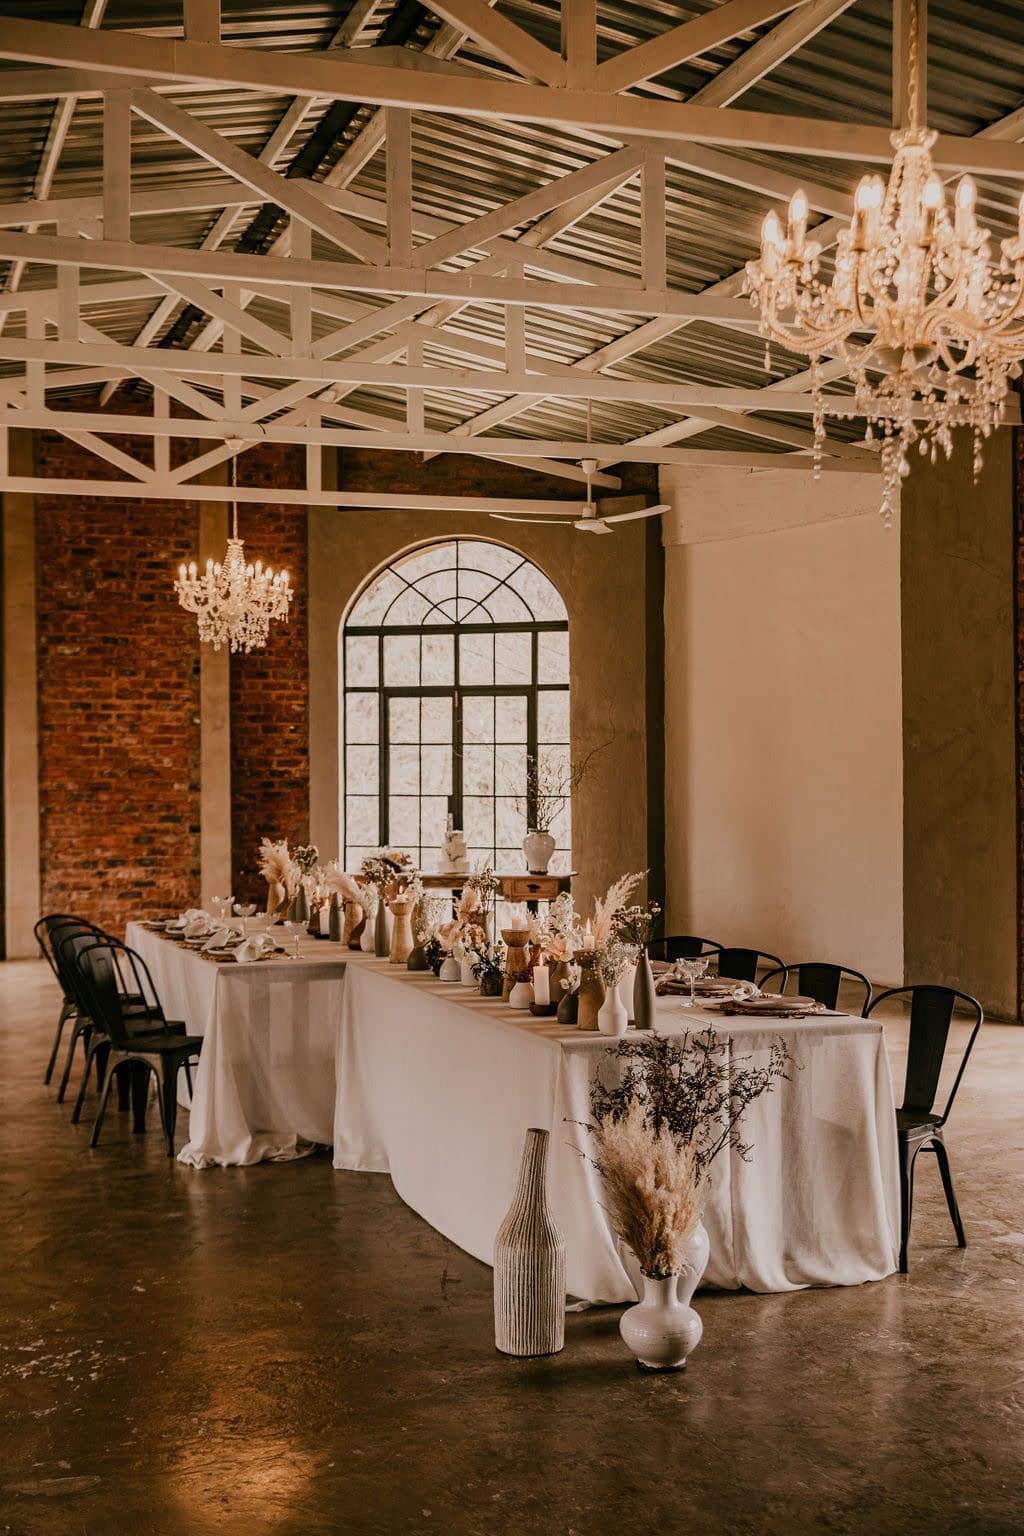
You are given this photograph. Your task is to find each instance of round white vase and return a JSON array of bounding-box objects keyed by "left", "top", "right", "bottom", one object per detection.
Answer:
[
  {"left": 618, "top": 961, "right": 636, "bottom": 1022},
  {"left": 359, "top": 913, "right": 376, "bottom": 952},
  {"left": 597, "top": 987, "right": 628, "bottom": 1036},
  {"left": 508, "top": 979, "right": 534, "bottom": 1010},
  {"left": 619, "top": 1223, "right": 710, "bottom": 1372},
  {"left": 438, "top": 955, "right": 462, "bottom": 982},
  {"left": 460, "top": 957, "right": 478, "bottom": 987},
  {"left": 522, "top": 830, "right": 555, "bottom": 875}
]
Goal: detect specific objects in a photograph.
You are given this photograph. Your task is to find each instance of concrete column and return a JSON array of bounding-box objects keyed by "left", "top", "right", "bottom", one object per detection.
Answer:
[
  {"left": 3, "top": 430, "right": 41, "bottom": 957},
  {"left": 198, "top": 498, "right": 232, "bottom": 904}
]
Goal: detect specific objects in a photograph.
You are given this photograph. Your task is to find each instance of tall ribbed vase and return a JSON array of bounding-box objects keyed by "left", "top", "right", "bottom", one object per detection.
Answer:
[{"left": 494, "top": 1128, "right": 565, "bottom": 1357}]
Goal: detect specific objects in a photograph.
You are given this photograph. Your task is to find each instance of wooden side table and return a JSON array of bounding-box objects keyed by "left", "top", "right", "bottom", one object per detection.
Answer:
[{"left": 421, "top": 871, "right": 575, "bottom": 914}]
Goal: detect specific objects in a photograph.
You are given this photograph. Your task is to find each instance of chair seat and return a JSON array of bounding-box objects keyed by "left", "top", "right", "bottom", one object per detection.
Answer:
[
  {"left": 115, "top": 1034, "right": 203, "bottom": 1057},
  {"left": 897, "top": 1107, "right": 942, "bottom": 1138},
  {"left": 125, "top": 1018, "right": 187, "bottom": 1040}
]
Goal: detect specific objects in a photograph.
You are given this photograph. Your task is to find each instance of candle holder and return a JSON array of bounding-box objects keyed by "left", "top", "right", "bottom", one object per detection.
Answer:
[
  {"left": 575, "top": 951, "right": 605, "bottom": 1032},
  {"left": 501, "top": 928, "right": 531, "bottom": 1002},
  {"left": 388, "top": 896, "right": 415, "bottom": 965}
]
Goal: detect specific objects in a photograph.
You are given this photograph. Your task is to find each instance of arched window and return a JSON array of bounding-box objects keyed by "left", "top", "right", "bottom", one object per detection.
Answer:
[{"left": 342, "top": 539, "right": 570, "bottom": 873}]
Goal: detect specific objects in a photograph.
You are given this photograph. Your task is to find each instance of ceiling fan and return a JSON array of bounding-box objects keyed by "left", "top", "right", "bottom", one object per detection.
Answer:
[{"left": 489, "top": 460, "right": 670, "bottom": 534}]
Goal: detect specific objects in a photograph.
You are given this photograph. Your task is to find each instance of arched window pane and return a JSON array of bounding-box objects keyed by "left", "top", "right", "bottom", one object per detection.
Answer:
[{"left": 341, "top": 539, "right": 570, "bottom": 872}]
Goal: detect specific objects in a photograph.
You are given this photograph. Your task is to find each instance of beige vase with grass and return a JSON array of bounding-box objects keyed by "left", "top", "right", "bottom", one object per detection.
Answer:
[{"left": 619, "top": 1223, "right": 710, "bottom": 1372}]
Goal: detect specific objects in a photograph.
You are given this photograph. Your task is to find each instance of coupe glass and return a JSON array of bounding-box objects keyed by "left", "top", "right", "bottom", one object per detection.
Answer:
[
  {"left": 233, "top": 902, "right": 257, "bottom": 918},
  {"left": 675, "top": 955, "right": 710, "bottom": 1008},
  {"left": 283, "top": 919, "right": 306, "bottom": 959}
]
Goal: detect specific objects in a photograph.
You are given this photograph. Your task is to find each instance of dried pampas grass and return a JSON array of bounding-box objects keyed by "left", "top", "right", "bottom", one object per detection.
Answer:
[
  {"left": 258, "top": 838, "right": 298, "bottom": 892},
  {"left": 591, "top": 870, "right": 645, "bottom": 948},
  {"left": 321, "top": 862, "right": 362, "bottom": 903},
  {"left": 591, "top": 1100, "right": 704, "bottom": 1279}
]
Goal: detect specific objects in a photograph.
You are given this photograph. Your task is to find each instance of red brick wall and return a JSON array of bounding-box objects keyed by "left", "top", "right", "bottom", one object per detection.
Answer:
[
  {"left": 229, "top": 445, "right": 309, "bottom": 902},
  {"left": 35, "top": 432, "right": 202, "bottom": 934}
]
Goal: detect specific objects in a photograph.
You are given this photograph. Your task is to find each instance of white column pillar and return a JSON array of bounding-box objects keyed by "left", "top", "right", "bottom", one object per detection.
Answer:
[
  {"left": 198, "top": 492, "right": 232, "bottom": 904},
  {"left": 3, "top": 429, "right": 41, "bottom": 957}
]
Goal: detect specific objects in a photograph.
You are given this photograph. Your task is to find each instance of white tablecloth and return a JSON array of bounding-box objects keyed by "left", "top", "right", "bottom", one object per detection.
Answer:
[
  {"left": 333, "top": 958, "right": 900, "bottom": 1301},
  {"left": 126, "top": 923, "right": 346, "bottom": 1168}
]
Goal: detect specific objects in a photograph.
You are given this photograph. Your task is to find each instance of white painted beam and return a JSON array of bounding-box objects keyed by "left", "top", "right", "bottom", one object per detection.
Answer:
[
  {"left": 689, "top": 0, "right": 857, "bottom": 107},
  {"left": 425, "top": 0, "right": 566, "bottom": 85},
  {"left": 595, "top": 0, "right": 804, "bottom": 94},
  {"left": 3, "top": 21, "right": 1023, "bottom": 174}
]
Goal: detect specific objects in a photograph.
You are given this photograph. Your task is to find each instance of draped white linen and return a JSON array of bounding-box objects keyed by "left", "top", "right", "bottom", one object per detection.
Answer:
[
  {"left": 126, "top": 924, "right": 345, "bottom": 1168},
  {"left": 124, "top": 931, "right": 899, "bottom": 1297}
]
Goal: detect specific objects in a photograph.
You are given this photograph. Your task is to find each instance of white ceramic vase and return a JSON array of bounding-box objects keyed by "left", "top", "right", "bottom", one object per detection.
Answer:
[
  {"left": 460, "top": 957, "right": 478, "bottom": 987},
  {"left": 597, "top": 986, "right": 628, "bottom": 1036},
  {"left": 522, "top": 830, "right": 555, "bottom": 875},
  {"left": 438, "top": 955, "right": 462, "bottom": 982},
  {"left": 508, "top": 979, "right": 534, "bottom": 1010},
  {"left": 618, "top": 961, "right": 636, "bottom": 1022},
  {"left": 619, "top": 1223, "right": 710, "bottom": 1372},
  {"left": 359, "top": 914, "right": 376, "bottom": 952}
]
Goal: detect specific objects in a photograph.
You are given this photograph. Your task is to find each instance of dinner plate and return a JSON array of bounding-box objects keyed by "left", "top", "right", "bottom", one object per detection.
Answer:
[{"left": 721, "top": 994, "right": 821, "bottom": 1015}]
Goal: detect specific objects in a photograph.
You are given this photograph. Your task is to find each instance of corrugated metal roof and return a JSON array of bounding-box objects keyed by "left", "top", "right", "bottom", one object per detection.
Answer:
[{"left": 0, "top": 0, "right": 1022, "bottom": 456}]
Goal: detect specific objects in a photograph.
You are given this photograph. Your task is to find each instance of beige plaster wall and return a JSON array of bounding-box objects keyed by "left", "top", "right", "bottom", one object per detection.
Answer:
[
  {"left": 308, "top": 476, "right": 658, "bottom": 912},
  {"left": 3, "top": 431, "right": 40, "bottom": 958},
  {"left": 900, "top": 428, "right": 1017, "bottom": 1018},
  {"left": 660, "top": 464, "right": 904, "bottom": 982}
]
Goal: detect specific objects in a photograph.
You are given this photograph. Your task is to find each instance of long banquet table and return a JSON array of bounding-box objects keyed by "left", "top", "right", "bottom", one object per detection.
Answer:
[{"left": 126, "top": 925, "right": 901, "bottom": 1301}]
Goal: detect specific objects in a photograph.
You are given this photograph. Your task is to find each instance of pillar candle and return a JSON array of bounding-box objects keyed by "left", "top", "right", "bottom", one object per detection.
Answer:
[{"left": 533, "top": 962, "right": 550, "bottom": 1007}]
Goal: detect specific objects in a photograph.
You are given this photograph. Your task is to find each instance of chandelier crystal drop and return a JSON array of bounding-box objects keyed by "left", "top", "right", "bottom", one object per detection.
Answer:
[
  {"left": 743, "top": 0, "right": 1024, "bottom": 525},
  {"left": 174, "top": 451, "right": 292, "bottom": 652}
]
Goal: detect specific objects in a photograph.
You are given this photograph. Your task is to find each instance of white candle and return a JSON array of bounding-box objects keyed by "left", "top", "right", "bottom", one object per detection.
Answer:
[
  {"left": 533, "top": 962, "right": 550, "bottom": 1007},
  {"left": 319, "top": 903, "right": 330, "bottom": 935},
  {"left": 581, "top": 919, "right": 595, "bottom": 951}
]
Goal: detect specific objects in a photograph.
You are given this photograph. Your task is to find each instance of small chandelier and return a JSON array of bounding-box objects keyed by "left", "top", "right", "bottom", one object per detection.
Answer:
[
  {"left": 744, "top": 0, "right": 1024, "bottom": 525},
  {"left": 174, "top": 448, "right": 292, "bottom": 652}
]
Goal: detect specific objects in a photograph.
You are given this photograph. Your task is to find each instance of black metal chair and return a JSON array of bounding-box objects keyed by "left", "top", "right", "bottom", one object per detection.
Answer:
[
  {"left": 865, "top": 985, "right": 983, "bottom": 1273},
  {"left": 648, "top": 934, "right": 721, "bottom": 962},
  {"left": 73, "top": 939, "right": 202, "bottom": 1157},
  {"left": 34, "top": 913, "right": 97, "bottom": 1085},
  {"left": 715, "top": 946, "right": 787, "bottom": 986},
  {"left": 44, "top": 916, "right": 108, "bottom": 1101},
  {"left": 761, "top": 961, "right": 873, "bottom": 1015}
]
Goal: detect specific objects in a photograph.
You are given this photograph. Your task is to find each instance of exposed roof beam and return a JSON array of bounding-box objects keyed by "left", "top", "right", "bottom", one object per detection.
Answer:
[
  {"left": 0, "top": 228, "right": 760, "bottom": 322},
  {"left": 688, "top": 0, "right": 857, "bottom": 107},
  {"left": 426, "top": 0, "right": 565, "bottom": 85},
  {"left": 4, "top": 23, "right": 1024, "bottom": 174},
  {"left": 595, "top": 0, "right": 805, "bottom": 94}
]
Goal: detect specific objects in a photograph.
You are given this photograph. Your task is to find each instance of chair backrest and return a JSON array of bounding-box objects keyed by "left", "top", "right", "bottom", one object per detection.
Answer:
[
  {"left": 866, "top": 984, "right": 983, "bottom": 1123},
  {"left": 648, "top": 934, "right": 721, "bottom": 962},
  {"left": 761, "top": 961, "right": 872, "bottom": 1015},
  {"left": 45, "top": 917, "right": 104, "bottom": 1002},
  {"left": 716, "top": 946, "right": 786, "bottom": 985},
  {"left": 73, "top": 940, "right": 167, "bottom": 1049}
]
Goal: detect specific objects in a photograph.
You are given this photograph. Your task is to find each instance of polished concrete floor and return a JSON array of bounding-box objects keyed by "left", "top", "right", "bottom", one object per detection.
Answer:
[{"left": 2, "top": 959, "right": 1023, "bottom": 1536}]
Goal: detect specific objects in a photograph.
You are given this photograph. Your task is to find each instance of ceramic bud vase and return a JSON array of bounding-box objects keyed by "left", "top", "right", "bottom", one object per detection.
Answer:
[
  {"left": 618, "top": 961, "right": 636, "bottom": 1022},
  {"left": 373, "top": 893, "right": 389, "bottom": 958},
  {"left": 619, "top": 1223, "right": 710, "bottom": 1372},
  {"left": 508, "top": 979, "right": 534, "bottom": 1010},
  {"left": 522, "top": 829, "right": 555, "bottom": 875},
  {"left": 480, "top": 973, "right": 503, "bottom": 998},
  {"left": 597, "top": 985, "right": 628, "bottom": 1036},
  {"left": 266, "top": 880, "right": 287, "bottom": 918},
  {"left": 556, "top": 987, "right": 579, "bottom": 1026},
  {"left": 359, "top": 912, "right": 376, "bottom": 952},
  {"left": 388, "top": 897, "right": 414, "bottom": 965},
  {"left": 328, "top": 893, "right": 343, "bottom": 943},
  {"left": 438, "top": 954, "right": 462, "bottom": 982},
  {"left": 633, "top": 948, "right": 657, "bottom": 1031},
  {"left": 494, "top": 1128, "right": 565, "bottom": 1357},
  {"left": 575, "top": 952, "right": 605, "bottom": 1032},
  {"left": 289, "top": 884, "right": 309, "bottom": 924},
  {"left": 343, "top": 900, "right": 365, "bottom": 949},
  {"left": 406, "top": 944, "right": 429, "bottom": 972}
]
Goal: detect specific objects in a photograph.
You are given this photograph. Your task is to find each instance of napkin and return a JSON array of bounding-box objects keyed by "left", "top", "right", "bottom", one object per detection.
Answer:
[
  {"left": 184, "top": 916, "right": 215, "bottom": 940},
  {"left": 234, "top": 935, "right": 275, "bottom": 963}
]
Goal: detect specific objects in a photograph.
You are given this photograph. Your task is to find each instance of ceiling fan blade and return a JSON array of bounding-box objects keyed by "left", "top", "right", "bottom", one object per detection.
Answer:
[
  {"left": 574, "top": 518, "right": 611, "bottom": 534},
  {"left": 601, "top": 503, "right": 671, "bottom": 524},
  {"left": 489, "top": 514, "right": 578, "bottom": 525}
]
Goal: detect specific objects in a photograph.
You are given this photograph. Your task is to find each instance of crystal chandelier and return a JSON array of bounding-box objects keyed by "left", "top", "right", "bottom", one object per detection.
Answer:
[
  {"left": 743, "top": 0, "right": 1024, "bottom": 525},
  {"left": 174, "top": 449, "right": 292, "bottom": 652}
]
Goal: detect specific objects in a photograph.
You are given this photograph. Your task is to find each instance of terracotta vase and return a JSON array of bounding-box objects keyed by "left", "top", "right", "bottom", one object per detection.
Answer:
[
  {"left": 343, "top": 899, "right": 365, "bottom": 948},
  {"left": 575, "top": 952, "right": 605, "bottom": 1032},
  {"left": 388, "top": 897, "right": 414, "bottom": 965},
  {"left": 501, "top": 928, "right": 531, "bottom": 1003},
  {"left": 494, "top": 1128, "right": 565, "bottom": 1357}
]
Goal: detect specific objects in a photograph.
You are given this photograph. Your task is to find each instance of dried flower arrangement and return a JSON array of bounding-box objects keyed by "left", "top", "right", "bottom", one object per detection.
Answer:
[
  {"left": 614, "top": 900, "right": 662, "bottom": 950},
  {"left": 258, "top": 838, "right": 299, "bottom": 894},
  {"left": 597, "top": 938, "right": 636, "bottom": 988},
  {"left": 415, "top": 895, "right": 451, "bottom": 944},
  {"left": 292, "top": 844, "right": 319, "bottom": 876},
  {"left": 471, "top": 942, "right": 506, "bottom": 982},
  {"left": 511, "top": 740, "right": 610, "bottom": 833},
  {"left": 319, "top": 861, "right": 363, "bottom": 904},
  {"left": 585, "top": 1028, "right": 791, "bottom": 1279},
  {"left": 360, "top": 849, "right": 412, "bottom": 888},
  {"left": 421, "top": 935, "right": 443, "bottom": 973},
  {"left": 464, "top": 866, "right": 501, "bottom": 904}
]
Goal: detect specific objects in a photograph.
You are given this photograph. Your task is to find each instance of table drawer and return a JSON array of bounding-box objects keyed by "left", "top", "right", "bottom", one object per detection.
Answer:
[{"left": 502, "top": 876, "right": 561, "bottom": 902}]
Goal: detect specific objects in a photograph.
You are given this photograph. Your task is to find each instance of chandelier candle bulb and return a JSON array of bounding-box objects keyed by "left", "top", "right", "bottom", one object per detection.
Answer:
[
  {"left": 955, "top": 177, "right": 977, "bottom": 241},
  {"left": 787, "top": 189, "right": 808, "bottom": 251}
]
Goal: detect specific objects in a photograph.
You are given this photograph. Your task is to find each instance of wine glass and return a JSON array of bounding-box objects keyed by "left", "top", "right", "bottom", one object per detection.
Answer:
[
  {"left": 675, "top": 955, "right": 709, "bottom": 1009},
  {"left": 283, "top": 919, "right": 306, "bottom": 959}
]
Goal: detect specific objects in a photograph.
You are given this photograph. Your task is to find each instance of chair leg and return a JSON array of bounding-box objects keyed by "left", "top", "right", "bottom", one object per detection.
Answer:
[
  {"left": 159, "top": 1060, "right": 180, "bottom": 1158},
  {"left": 56, "top": 1021, "right": 89, "bottom": 1104},
  {"left": 898, "top": 1138, "right": 918, "bottom": 1274},
  {"left": 89, "top": 1058, "right": 119, "bottom": 1148},
  {"left": 71, "top": 1038, "right": 103, "bottom": 1125},
  {"left": 44, "top": 1001, "right": 75, "bottom": 1085},
  {"left": 183, "top": 1058, "right": 194, "bottom": 1100},
  {"left": 932, "top": 1136, "right": 967, "bottom": 1249},
  {"left": 129, "top": 1062, "right": 152, "bottom": 1133}
]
